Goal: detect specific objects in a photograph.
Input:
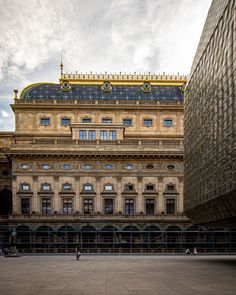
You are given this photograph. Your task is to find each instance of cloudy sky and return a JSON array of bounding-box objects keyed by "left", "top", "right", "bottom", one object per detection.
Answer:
[{"left": 0, "top": 0, "right": 211, "bottom": 131}]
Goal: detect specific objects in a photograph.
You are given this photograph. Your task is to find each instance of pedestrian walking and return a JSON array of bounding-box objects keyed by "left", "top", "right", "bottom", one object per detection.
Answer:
[{"left": 76, "top": 247, "right": 81, "bottom": 261}]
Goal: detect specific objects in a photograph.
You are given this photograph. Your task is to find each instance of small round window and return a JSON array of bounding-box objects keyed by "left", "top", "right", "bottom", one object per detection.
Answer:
[
  {"left": 83, "top": 163, "right": 92, "bottom": 170},
  {"left": 63, "top": 163, "right": 72, "bottom": 170},
  {"left": 19, "top": 164, "right": 29, "bottom": 169},
  {"left": 104, "top": 164, "right": 113, "bottom": 169},
  {"left": 167, "top": 164, "right": 175, "bottom": 170},
  {"left": 125, "top": 164, "right": 134, "bottom": 170},
  {"left": 146, "top": 164, "right": 154, "bottom": 170},
  {"left": 42, "top": 164, "right": 50, "bottom": 170}
]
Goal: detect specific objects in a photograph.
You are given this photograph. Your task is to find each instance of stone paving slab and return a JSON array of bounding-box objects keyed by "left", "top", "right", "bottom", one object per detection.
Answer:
[{"left": 0, "top": 255, "right": 235, "bottom": 295}]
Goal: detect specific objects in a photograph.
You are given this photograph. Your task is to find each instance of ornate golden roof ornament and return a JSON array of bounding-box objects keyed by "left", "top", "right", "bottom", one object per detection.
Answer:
[
  {"left": 141, "top": 82, "right": 151, "bottom": 93},
  {"left": 101, "top": 81, "right": 112, "bottom": 93}
]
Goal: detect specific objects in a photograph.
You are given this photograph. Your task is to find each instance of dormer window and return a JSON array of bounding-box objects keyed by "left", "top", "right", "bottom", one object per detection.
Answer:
[
  {"left": 21, "top": 183, "right": 30, "bottom": 191},
  {"left": 62, "top": 183, "right": 72, "bottom": 191},
  {"left": 41, "top": 183, "right": 51, "bottom": 191}
]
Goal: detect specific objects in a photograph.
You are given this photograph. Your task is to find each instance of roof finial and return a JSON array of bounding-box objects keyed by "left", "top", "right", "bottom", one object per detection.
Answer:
[
  {"left": 13, "top": 89, "right": 18, "bottom": 99},
  {"left": 60, "top": 52, "right": 63, "bottom": 78}
]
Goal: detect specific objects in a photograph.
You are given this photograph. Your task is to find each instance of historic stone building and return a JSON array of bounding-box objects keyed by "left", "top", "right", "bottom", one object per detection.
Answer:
[
  {"left": 0, "top": 67, "right": 235, "bottom": 253},
  {"left": 184, "top": 0, "right": 236, "bottom": 226}
]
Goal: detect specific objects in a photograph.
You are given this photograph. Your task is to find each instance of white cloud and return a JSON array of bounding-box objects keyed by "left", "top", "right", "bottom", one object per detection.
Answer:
[
  {"left": 0, "top": 0, "right": 211, "bottom": 130},
  {"left": 1, "top": 110, "right": 10, "bottom": 118}
]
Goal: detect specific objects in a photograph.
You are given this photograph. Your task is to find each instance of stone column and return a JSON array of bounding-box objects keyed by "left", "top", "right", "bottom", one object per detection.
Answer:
[
  {"left": 178, "top": 176, "right": 184, "bottom": 213},
  {"left": 96, "top": 176, "right": 101, "bottom": 213},
  {"left": 75, "top": 176, "right": 80, "bottom": 213},
  {"left": 137, "top": 176, "right": 143, "bottom": 213},
  {"left": 12, "top": 176, "right": 18, "bottom": 214},
  {"left": 158, "top": 176, "right": 164, "bottom": 213},
  {"left": 54, "top": 176, "right": 59, "bottom": 213},
  {"left": 116, "top": 176, "right": 122, "bottom": 213},
  {"left": 32, "top": 176, "right": 38, "bottom": 213}
]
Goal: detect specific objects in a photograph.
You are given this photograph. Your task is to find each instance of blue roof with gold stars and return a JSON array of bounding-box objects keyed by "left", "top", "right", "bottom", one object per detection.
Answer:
[{"left": 21, "top": 83, "right": 183, "bottom": 101}]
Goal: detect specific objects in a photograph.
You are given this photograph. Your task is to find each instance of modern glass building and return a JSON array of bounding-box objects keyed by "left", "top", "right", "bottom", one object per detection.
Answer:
[{"left": 184, "top": 0, "right": 236, "bottom": 225}]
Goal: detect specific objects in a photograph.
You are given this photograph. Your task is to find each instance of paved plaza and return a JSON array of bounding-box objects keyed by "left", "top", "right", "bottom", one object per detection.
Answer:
[{"left": 0, "top": 255, "right": 236, "bottom": 295}]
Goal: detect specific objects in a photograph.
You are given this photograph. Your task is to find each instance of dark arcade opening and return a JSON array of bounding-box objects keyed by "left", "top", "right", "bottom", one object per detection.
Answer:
[{"left": 0, "top": 189, "right": 12, "bottom": 216}]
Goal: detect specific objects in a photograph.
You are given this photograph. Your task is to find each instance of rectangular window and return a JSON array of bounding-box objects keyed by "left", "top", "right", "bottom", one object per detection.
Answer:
[
  {"left": 105, "top": 185, "right": 113, "bottom": 191},
  {"left": 125, "top": 184, "right": 134, "bottom": 191},
  {"left": 40, "top": 118, "right": 50, "bottom": 126},
  {"left": 125, "top": 199, "right": 134, "bottom": 215},
  {"left": 42, "top": 184, "right": 51, "bottom": 191},
  {"left": 102, "top": 118, "right": 112, "bottom": 123},
  {"left": 79, "top": 130, "right": 87, "bottom": 140},
  {"left": 100, "top": 130, "right": 107, "bottom": 140},
  {"left": 164, "top": 119, "right": 173, "bottom": 127},
  {"left": 88, "top": 130, "right": 96, "bottom": 140},
  {"left": 63, "top": 198, "right": 73, "bottom": 214},
  {"left": 82, "top": 118, "right": 92, "bottom": 123},
  {"left": 21, "top": 198, "right": 30, "bottom": 214},
  {"left": 42, "top": 198, "right": 51, "bottom": 215},
  {"left": 105, "top": 199, "right": 113, "bottom": 214},
  {"left": 21, "top": 184, "right": 30, "bottom": 191},
  {"left": 109, "top": 130, "right": 116, "bottom": 140},
  {"left": 166, "top": 199, "right": 175, "bottom": 214},
  {"left": 61, "top": 118, "right": 71, "bottom": 125},
  {"left": 63, "top": 184, "right": 72, "bottom": 191},
  {"left": 84, "top": 198, "right": 93, "bottom": 214},
  {"left": 143, "top": 119, "right": 153, "bottom": 126},
  {"left": 146, "top": 199, "right": 154, "bottom": 215},
  {"left": 146, "top": 185, "right": 154, "bottom": 191},
  {"left": 123, "top": 118, "right": 132, "bottom": 126},
  {"left": 84, "top": 185, "right": 92, "bottom": 191}
]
